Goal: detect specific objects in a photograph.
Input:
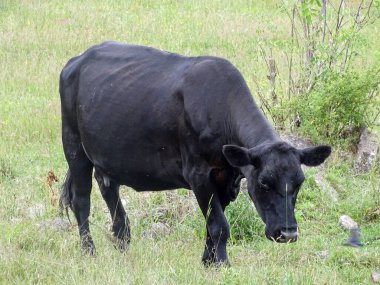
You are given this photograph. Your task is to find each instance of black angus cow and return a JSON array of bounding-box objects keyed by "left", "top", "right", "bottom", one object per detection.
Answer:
[{"left": 59, "top": 41, "right": 331, "bottom": 265}]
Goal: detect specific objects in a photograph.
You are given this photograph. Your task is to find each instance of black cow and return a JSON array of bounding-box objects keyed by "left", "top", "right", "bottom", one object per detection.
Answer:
[{"left": 59, "top": 41, "right": 331, "bottom": 265}]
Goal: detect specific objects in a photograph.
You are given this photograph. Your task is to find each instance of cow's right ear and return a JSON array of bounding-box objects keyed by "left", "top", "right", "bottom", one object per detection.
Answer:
[{"left": 222, "top": 145, "right": 250, "bottom": 167}]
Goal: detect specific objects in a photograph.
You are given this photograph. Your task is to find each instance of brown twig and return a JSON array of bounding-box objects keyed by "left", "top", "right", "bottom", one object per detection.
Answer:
[
  {"left": 321, "top": 0, "right": 327, "bottom": 43},
  {"left": 288, "top": 4, "right": 297, "bottom": 99},
  {"left": 252, "top": 75, "right": 273, "bottom": 119},
  {"left": 47, "top": 171, "right": 59, "bottom": 206},
  {"left": 336, "top": 0, "right": 345, "bottom": 33}
]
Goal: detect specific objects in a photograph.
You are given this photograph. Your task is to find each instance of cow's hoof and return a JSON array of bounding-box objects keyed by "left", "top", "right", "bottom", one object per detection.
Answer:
[
  {"left": 202, "top": 258, "right": 230, "bottom": 268},
  {"left": 81, "top": 244, "right": 96, "bottom": 256},
  {"left": 108, "top": 234, "right": 130, "bottom": 253},
  {"left": 114, "top": 238, "right": 129, "bottom": 253}
]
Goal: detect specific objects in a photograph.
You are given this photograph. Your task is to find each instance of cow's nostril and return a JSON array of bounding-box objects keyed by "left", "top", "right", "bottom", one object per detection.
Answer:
[{"left": 280, "top": 230, "right": 298, "bottom": 242}]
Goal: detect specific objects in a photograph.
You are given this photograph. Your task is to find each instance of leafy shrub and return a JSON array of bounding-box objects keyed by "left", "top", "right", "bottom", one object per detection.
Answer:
[
  {"left": 289, "top": 68, "right": 379, "bottom": 146},
  {"left": 257, "top": 1, "right": 379, "bottom": 148}
]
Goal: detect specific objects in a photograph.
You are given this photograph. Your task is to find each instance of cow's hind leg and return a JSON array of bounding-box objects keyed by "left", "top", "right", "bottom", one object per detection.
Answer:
[
  {"left": 61, "top": 127, "right": 94, "bottom": 254},
  {"left": 95, "top": 170, "right": 130, "bottom": 252}
]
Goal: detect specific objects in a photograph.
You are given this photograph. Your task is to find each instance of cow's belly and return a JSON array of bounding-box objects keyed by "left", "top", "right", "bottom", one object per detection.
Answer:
[
  {"left": 79, "top": 115, "right": 189, "bottom": 191},
  {"left": 93, "top": 143, "right": 189, "bottom": 191}
]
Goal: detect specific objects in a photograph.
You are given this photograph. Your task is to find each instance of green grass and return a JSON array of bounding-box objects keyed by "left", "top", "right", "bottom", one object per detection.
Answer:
[{"left": 0, "top": 0, "right": 379, "bottom": 284}]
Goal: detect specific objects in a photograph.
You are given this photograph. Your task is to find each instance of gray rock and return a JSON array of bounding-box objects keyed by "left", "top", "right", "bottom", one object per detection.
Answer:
[
  {"left": 142, "top": 222, "right": 170, "bottom": 239},
  {"left": 280, "top": 133, "right": 314, "bottom": 149},
  {"left": 372, "top": 272, "right": 380, "bottom": 283},
  {"left": 240, "top": 178, "right": 248, "bottom": 192},
  {"left": 280, "top": 133, "right": 317, "bottom": 171},
  {"left": 37, "top": 218, "right": 71, "bottom": 231},
  {"left": 27, "top": 203, "right": 45, "bottom": 219},
  {"left": 339, "top": 215, "right": 358, "bottom": 230},
  {"left": 354, "top": 128, "right": 379, "bottom": 173},
  {"left": 314, "top": 172, "right": 339, "bottom": 202}
]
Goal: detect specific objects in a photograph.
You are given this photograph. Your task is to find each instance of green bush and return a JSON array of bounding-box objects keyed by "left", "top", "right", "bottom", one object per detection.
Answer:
[{"left": 290, "top": 69, "right": 379, "bottom": 146}]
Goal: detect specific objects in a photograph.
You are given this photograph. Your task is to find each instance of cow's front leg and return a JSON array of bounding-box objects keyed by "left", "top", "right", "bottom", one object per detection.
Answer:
[
  {"left": 189, "top": 170, "right": 230, "bottom": 266},
  {"left": 203, "top": 200, "right": 230, "bottom": 266},
  {"left": 202, "top": 229, "right": 216, "bottom": 265}
]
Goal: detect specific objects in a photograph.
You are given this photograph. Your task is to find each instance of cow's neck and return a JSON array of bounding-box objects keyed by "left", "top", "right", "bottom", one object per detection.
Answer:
[{"left": 230, "top": 91, "right": 281, "bottom": 149}]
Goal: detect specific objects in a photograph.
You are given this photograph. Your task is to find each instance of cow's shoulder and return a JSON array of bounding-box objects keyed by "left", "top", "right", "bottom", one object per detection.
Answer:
[
  {"left": 187, "top": 56, "right": 238, "bottom": 77},
  {"left": 183, "top": 56, "right": 246, "bottom": 97}
]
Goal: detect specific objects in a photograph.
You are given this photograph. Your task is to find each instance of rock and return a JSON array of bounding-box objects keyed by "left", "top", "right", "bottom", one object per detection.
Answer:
[
  {"left": 314, "top": 172, "right": 339, "bottom": 202},
  {"left": 240, "top": 178, "right": 248, "bottom": 192},
  {"left": 27, "top": 203, "right": 45, "bottom": 219},
  {"left": 280, "top": 133, "right": 317, "bottom": 171},
  {"left": 37, "top": 218, "right": 71, "bottom": 231},
  {"left": 372, "top": 272, "right": 380, "bottom": 283},
  {"left": 354, "top": 128, "right": 379, "bottom": 173},
  {"left": 142, "top": 222, "right": 170, "bottom": 239},
  {"left": 339, "top": 215, "right": 358, "bottom": 230},
  {"left": 280, "top": 133, "right": 314, "bottom": 149}
]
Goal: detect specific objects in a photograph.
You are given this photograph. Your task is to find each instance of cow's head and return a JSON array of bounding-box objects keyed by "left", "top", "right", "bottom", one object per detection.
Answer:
[{"left": 223, "top": 142, "right": 331, "bottom": 243}]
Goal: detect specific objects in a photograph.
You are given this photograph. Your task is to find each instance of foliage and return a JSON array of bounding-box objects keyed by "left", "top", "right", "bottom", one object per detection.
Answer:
[
  {"left": 257, "top": 0, "right": 380, "bottom": 146},
  {"left": 290, "top": 68, "right": 380, "bottom": 145}
]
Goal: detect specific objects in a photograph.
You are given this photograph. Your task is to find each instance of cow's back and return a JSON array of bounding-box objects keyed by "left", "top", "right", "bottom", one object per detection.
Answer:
[
  {"left": 60, "top": 42, "right": 197, "bottom": 190},
  {"left": 59, "top": 42, "right": 249, "bottom": 191}
]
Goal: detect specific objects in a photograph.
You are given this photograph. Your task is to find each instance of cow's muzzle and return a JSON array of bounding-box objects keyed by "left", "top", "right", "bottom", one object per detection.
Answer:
[
  {"left": 278, "top": 230, "right": 298, "bottom": 243},
  {"left": 267, "top": 227, "right": 298, "bottom": 243}
]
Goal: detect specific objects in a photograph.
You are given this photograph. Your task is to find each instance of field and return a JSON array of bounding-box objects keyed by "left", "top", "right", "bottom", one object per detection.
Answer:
[{"left": 0, "top": 0, "right": 379, "bottom": 284}]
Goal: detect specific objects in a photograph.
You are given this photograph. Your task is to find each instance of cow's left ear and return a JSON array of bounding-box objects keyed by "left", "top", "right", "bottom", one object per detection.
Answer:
[
  {"left": 222, "top": 145, "right": 250, "bottom": 167},
  {"left": 299, "top": 145, "right": 332, "bottom": 166}
]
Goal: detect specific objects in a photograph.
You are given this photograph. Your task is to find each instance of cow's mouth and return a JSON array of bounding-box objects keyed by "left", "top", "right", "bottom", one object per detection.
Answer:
[{"left": 266, "top": 229, "right": 298, "bottom": 243}]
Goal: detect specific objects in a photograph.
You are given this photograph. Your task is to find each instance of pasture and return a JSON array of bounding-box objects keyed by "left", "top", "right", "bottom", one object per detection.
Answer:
[{"left": 0, "top": 0, "right": 379, "bottom": 284}]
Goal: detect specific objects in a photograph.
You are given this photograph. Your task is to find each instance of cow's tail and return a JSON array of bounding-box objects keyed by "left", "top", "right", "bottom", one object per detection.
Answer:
[{"left": 59, "top": 169, "right": 73, "bottom": 223}]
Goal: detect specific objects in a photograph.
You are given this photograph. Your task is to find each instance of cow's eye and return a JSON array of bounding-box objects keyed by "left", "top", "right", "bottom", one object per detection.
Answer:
[{"left": 259, "top": 181, "right": 270, "bottom": 191}]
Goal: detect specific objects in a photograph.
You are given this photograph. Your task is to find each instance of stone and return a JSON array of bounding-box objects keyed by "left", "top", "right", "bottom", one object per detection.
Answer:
[
  {"left": 339, "top": 215, "right": 358, "bottom": 230},
  {"left": 27, "top": 203, "right": 45, "bottom": 219},
  {"left": 142, "top": 222, "right": 170, "bottom": 239},
  {"left": 372, "top": 272, "right": 380, "bottom": 283},
  {"left": 280, "top": 133, "right": 317, "bottom": 171},
  {"left": 240, "top": 178, "right": 248, "bottom": 192},
  {"left": 354, "top": 128, "right": 379, "bottom": 173},
  {"left": 313, "top": 172, "right": 339, "bottom": 202},
  {"left": 37, "top": 218, "right": 71, "bottom": 231},
  {"left": 280, "top": 133, "right": 314, "bottom": 149}
]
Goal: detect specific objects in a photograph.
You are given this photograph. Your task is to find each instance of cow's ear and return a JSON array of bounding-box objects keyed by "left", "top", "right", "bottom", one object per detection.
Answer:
[
  {"left": 222, "top": 145, "right": 250, "bottom": 167},
  {"left": 299, "top": 145, "right": 331, "bottom": 166}
]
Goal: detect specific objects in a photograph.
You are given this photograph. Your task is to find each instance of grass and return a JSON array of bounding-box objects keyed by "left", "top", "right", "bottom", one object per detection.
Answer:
[{"left": 0, "top": 0, "right": 379, "bottom": 284}]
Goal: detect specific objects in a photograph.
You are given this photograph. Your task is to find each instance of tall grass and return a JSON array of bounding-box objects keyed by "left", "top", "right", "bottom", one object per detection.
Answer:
[{"left": 0, "top": 1, "right": 379, "bottom": 284}]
